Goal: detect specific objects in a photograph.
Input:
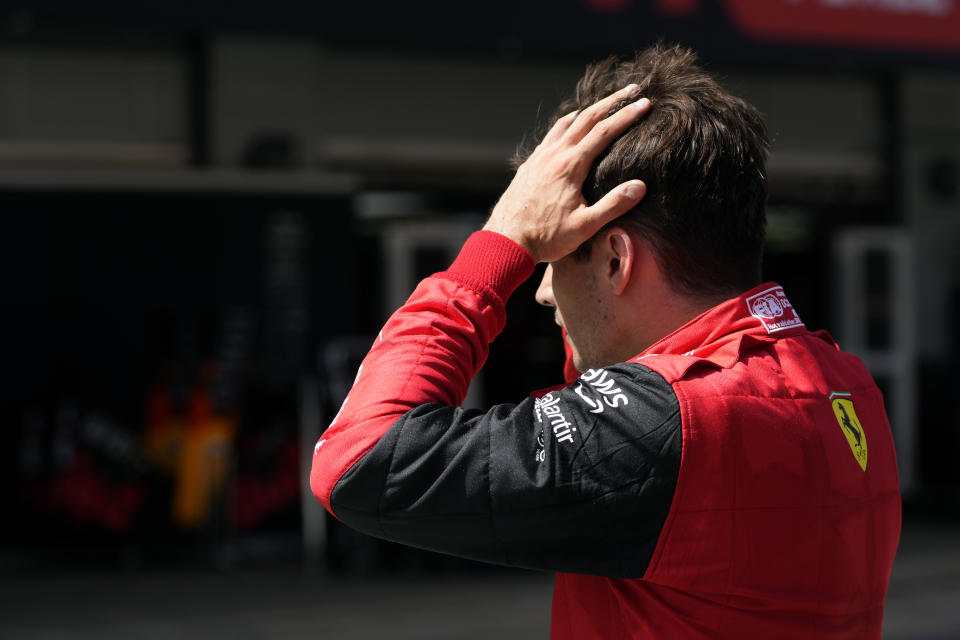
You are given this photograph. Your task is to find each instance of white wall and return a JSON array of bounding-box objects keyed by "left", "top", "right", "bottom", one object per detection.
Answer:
[
  {"left": 210, "top": 35, "right": 588, "bottom": 168},
  {"left": 0, "top": 44, "right": 187, "bottom": 165}
]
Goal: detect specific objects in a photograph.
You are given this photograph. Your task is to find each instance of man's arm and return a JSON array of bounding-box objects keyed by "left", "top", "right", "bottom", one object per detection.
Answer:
[
  {"left": 309, "top": 87, "right": 679, "bottom": 577},
  {"left": 309, "top": 230, "right": 533, "bottom": 513},
  {"left": 311, "top": 234, "right": 680, "bottom": 575}
]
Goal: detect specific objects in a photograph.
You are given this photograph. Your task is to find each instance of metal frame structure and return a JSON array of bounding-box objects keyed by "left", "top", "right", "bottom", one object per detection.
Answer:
[{"left": 835, "top": 227, "right": 917, "bottom": 494}]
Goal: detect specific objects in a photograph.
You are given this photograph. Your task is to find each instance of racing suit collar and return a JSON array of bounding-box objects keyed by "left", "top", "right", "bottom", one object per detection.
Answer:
[{"left": 631, "top": 282, "right": 831, "bottom": 371}]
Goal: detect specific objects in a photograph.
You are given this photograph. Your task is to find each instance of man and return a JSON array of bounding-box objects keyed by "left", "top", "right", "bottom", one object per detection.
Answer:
[{"left": 311, "top": 44, "right": 901, "bottom": 638}]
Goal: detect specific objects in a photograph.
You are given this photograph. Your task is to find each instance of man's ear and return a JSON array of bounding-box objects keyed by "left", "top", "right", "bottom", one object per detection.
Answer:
[{"left": 602, "top": 227, "right": 635, "bottom": 295}]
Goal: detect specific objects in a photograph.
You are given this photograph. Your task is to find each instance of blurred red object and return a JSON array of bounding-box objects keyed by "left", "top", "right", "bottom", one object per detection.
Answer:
[
  {"left": 724, "top": 0, "right": 960, "bottom": 53},
  {"left": 583, "top": 0, "right": 632, "bottom": 12},
  {"left": 28, "top": 452, "right": 146, "bottom": 534},
  {"left": 654, "top": 0, "right": 702, "bottom": 16},
  {"left": 231, "top": 439, "right": 299, "bottom": 529}
]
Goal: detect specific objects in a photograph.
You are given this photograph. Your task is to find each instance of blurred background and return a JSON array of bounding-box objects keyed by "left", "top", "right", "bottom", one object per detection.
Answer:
[{"left": 1, "top": 0, "right": 958, "bottom": 638}]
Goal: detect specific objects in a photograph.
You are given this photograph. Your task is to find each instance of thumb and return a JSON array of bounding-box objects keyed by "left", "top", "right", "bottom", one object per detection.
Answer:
[{"left": 582, "top": 180, "right": 646, "bottom": 228}]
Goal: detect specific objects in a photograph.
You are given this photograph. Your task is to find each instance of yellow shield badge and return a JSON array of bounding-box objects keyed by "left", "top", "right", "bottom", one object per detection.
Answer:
[{"left": 830, "top": 392, "right": 868, "bottom": 472}]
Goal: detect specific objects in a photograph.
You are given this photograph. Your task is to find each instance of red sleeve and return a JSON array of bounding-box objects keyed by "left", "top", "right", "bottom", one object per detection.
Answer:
[{"left": 309, "top": 230, "right": 535, "bottom": 514}]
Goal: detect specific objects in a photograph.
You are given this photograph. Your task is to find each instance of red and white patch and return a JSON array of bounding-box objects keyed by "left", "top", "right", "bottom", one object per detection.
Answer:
[{"left": 746, "top": 285, "right": 804, "bottom": 334}]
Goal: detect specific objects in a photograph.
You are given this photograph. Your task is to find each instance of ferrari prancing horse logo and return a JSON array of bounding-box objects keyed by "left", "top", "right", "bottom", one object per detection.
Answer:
[{"left": 830, "top": 391, "right": 868, "bottom": 472}]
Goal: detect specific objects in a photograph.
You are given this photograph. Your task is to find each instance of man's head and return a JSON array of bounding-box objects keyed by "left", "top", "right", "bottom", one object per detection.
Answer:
[
  {"left": 527, "top": 44, "right": 770, "bottom": 369},
  {"left": 523, "top": 43, "right": 770, "bottom": 299}
]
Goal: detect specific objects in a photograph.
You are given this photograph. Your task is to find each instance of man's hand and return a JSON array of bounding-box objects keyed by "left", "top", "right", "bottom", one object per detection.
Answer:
[{"left": 483, "top": 85, "right": 650, "bottom": 263}]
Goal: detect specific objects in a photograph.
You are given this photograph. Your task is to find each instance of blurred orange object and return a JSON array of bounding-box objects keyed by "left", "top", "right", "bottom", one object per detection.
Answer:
[
  {"left": 143, "top": 387, "right": 184, "bottom": 473},
  {"left": 172, "top": 389, "right": 235, "bottom": 530}
]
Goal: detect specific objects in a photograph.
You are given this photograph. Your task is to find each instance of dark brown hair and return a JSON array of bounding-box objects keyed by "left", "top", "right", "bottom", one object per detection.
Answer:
[{"left": 516, "top": 44, "right": 769, "bottom": 298}]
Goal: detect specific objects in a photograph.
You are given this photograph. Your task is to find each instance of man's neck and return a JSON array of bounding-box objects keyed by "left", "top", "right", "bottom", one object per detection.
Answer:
[{"left": 614, "top": 283, "right": 729, "bottom": 360}]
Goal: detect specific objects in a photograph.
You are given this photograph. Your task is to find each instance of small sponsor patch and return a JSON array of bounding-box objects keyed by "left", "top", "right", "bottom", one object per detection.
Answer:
[
  {"left": 830, "top": 391, "right": 868, "bottom": 472},
  {"left": 746, "top": 285, "right": 804, "bottom": 334},
  {"left": 574, "top": 368, "right": 629, "bottom": 415}
]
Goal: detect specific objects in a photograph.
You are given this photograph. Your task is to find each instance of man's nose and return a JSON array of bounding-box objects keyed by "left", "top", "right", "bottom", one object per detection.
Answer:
[{"left": 535, "top": 264, "right": 556, "bottom": 308}]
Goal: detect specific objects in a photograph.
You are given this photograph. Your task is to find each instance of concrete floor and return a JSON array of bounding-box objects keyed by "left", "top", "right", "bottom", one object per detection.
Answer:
[
  {"left": 881, "top": 521, "right": 960, "bottom": 640},
  {"left": 2, "top": 519, "right": 958, "bottom": 639}
]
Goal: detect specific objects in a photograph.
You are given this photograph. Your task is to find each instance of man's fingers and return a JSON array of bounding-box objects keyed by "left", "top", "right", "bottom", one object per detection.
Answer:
[
  {"left": 578, "top": 180, "right": 647, "bottom": 232},
  {"left": 563, "top": 84, "right": 640, "bottom": 143},
  {"left": 576, "top": 97, "right": 650, "bottom": 161},
  {"left": 541, "top": 110, "right": 580, "bottom": 146},
  {"left": 494, "top": 85, "right": 647, "bottom": 263},
  {"left": 535, "top": 181, "right": 644, "bottom": 263}
]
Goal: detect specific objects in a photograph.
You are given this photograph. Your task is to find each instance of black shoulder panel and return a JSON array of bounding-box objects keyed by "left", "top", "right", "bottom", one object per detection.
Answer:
[{"left": 331, "top": 363, "right": 682, "bottom": 578}]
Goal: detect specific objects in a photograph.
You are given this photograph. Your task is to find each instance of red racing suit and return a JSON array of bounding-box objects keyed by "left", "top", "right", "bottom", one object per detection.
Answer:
[{"left": 310, "top": 230, "right": 901, "bottom": 639}]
